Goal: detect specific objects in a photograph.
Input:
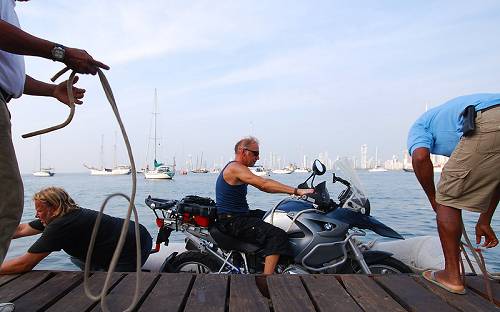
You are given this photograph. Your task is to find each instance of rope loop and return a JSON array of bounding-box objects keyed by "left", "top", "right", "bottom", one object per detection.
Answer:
[{"left": 24, "top": 67, "right": 142, "bottom": 312}]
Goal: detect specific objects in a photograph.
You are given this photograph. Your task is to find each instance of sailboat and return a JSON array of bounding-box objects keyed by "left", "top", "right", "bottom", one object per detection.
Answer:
[
  {"left": 84, "top": 134, "right": 131, "bottom": 175},
  {"left": 33, "top": 135, "right": 55, "bottom": 177},
  {"left": 295, "top": 155, "right": 310, "bottom": 173},
  {"left": 144, "top": 89, "right": 175, "bottom": 180},
  {"left": 191, "top": 152, "right": 209, "bottom": 173},
  {"left": 369, "top": 147, "right": 387, "bottom": 172}
]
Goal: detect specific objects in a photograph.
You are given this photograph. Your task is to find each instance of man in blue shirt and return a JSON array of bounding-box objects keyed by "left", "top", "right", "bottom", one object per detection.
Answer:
[{"left": 407, "top": 94, "right": 500, "bottom": 294}]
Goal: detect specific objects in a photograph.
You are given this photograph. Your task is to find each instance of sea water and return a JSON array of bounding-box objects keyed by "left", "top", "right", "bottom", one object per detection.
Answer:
[{"left": 5, "top": 171, "right": 500, "bottom": 271}]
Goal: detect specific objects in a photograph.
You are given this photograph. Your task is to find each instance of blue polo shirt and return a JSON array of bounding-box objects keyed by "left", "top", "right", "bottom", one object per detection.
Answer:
[{"left": 407, "top": 93, "right": 500, "bottom": 157}]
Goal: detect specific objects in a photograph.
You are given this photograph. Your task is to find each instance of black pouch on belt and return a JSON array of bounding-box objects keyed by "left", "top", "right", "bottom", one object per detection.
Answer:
[{"left": 461, "top": 105, "right": 476, "bottom": 137}]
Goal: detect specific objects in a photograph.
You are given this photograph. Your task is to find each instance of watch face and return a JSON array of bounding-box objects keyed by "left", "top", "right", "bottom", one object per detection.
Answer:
[{"left": 52, "top": 46, "right": 65, "bottom": 60}]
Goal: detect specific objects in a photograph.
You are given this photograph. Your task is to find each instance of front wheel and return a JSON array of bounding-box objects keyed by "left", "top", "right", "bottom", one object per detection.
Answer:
[
  {"left": 169, "top": 251, "right": 221, "bottom": 273},
  {"left": 364, "top": 257, "right": 412, "bottom": 274}
]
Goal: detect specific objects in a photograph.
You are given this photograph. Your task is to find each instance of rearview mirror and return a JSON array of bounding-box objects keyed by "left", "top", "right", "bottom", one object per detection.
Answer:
[{"left": 312, "top": 159, "right": 326, "bottom": 175}]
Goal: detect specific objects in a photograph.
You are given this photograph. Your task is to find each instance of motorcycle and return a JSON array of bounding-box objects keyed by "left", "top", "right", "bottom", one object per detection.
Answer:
[{"left": 144, "top": 159, "right": 411, "bottom": 274}]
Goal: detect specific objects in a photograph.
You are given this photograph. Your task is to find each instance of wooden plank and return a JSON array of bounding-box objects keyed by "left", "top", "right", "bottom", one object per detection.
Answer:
[
  {"left": 267, "top": 275, "right": 315, "bottom": 312},
  {"left": 229, "top": 275, "right": 269, "bottom": 312},
  {"left": 0, "top": 271, "right": 52, "bottom": 302},
  {"left": 412, "top": 276, "right": 499, "bottom": 312},
  {"left": 341, "top": 275, "right": 405, "bottom": 312},
  {"left": 466, "top": 276, "right": 500, "bottom": 306},
  {"left": 139, "top": 273, "right": 194, "bottom": 312},
  {"left": 301, "top": 275, "right": 362, "bottom": 312},
  {"left": 90, "top": 272, "right": 158, "bottom": 312},
  {"left": 0, "top": 274, "right": 20, "bottom": 287},
  {"left": 46, "top": 272, "right": 123, "bottom": 312},
  {"left": 374, "top": 275, "right": 458, "bottom": 312},
  {"left": 13, "top": 271, "right": 83, "bottom": 312},
  {"left": 184, "top": 274, "right": 228, "bottom": 312}
]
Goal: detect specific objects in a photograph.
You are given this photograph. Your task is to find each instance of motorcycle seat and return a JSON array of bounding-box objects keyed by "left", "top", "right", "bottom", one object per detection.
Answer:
[{"left": 209, "top": 225, "right": 261, "bottom": 254}]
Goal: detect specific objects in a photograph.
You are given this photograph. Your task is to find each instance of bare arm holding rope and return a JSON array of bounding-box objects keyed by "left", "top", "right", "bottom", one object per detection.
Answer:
[
  {"left": 24, "top": 75, "right": 85, "bottom": 105},
  {"left": 0, "top": 19, "right": 109, "bottom": 75}
]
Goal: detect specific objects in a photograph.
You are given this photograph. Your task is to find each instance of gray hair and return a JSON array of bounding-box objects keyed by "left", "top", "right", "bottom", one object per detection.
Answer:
[{"left": 234, "top": 136, "right": 259, "bottom": 153}]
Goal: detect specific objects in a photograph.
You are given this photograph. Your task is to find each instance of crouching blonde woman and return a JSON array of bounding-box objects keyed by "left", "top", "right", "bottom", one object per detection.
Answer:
[{"left": 0, "top": 187, "right": 152, "bottom": 274}]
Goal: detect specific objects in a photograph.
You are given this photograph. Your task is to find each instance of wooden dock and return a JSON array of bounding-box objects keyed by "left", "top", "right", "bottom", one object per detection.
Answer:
[{"left": 0, "top": 271, "right": 499, "bottom": 311}]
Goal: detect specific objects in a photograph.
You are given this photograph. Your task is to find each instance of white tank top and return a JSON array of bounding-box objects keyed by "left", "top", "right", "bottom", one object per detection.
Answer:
[{"left": 0, "top": 0, "right": 26, "bottom": 98}]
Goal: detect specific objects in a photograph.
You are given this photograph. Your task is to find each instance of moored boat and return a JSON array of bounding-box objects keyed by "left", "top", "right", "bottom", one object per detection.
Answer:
[
  {"left": 250, "top": 166, "right": 269, "bottom": 176},
  {"left": 33, "top": 135, "right": 55, "bottom": 177},
  {"left": 294, "top": 168, "right": 310, "bottom": 173},
  {"left": 85, "top": 164, "right": 131, "bottom": 176},
  {"left": 368, "top": 166, "right": 388, "bottom": 172},
  {"left": 33, "top": 169, "right": 55, "bottom": 177},
  {"left": 144, "top": 165, "right": 175, "bottom": 179},
  {"left": 144, "top": 89, "right": 175, "bottom": 180},
  {"left": 272, "top": 168, "right": 294, "bottom": 174}
]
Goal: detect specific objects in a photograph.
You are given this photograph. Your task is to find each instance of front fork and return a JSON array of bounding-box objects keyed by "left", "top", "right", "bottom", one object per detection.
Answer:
[{"left": 348, "top": 238, "right": 372, "bottom": 274}]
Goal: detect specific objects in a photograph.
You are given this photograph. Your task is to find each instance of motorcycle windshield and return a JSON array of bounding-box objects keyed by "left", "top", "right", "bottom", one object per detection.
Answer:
[{"left": 334, "top": 158, "right": 369, "bottom": 211}]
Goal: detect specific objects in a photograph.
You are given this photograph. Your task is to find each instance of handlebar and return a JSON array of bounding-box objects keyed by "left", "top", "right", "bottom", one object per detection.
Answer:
[{"left": 333, "top": 174, "right": 350, "bottom": 187}]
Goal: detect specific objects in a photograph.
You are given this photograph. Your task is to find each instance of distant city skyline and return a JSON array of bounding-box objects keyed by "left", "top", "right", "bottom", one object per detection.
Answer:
[{"left": 9, "top": 1, "right": 500, "bottom": 174}]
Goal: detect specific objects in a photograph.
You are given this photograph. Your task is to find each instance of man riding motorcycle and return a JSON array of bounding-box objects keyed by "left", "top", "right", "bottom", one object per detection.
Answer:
[{"left": 215, "top": 136, "right": 314, "bottom": 274}]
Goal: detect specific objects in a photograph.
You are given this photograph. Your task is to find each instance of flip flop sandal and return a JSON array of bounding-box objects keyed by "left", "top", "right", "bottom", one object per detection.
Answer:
[{"left": 422, "top": 270, "right": 466, "bottom": 295}]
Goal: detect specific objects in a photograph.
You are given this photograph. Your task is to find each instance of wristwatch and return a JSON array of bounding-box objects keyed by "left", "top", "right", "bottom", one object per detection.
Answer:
[{"left": 51, "top": 44, "right": 66, "bottom": 62}]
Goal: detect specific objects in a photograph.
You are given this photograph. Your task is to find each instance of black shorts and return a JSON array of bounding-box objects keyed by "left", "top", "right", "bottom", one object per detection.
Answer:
[{"left": 216, "top": 210, "right": 291, "bottom": 257}]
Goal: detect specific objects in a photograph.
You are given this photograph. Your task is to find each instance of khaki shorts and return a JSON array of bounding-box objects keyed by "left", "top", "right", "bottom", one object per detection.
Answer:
[
  {"left": 436, "top": 106, "right": 500, "bottom": 213},
  {"left": 0, "top": 95, "right": 24, "bottom": 265}
]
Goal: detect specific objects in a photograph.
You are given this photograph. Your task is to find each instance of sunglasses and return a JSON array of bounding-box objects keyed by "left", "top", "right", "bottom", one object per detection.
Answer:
[{"left": 244, "top": 148, "right": 259, "bottom": 157}]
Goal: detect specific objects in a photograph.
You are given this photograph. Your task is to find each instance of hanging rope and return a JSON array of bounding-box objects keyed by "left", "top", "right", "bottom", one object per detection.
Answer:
[
  {"left": 460, "top": 221, "right": 500, "bottom": 303},
  {"left": 22, "top": 67, "right": 142, "bottom": 312}
]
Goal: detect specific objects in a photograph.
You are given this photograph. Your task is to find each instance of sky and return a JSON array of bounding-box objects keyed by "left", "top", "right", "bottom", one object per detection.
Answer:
[{"left": 8, "top": 0, "right": 500, "bottom": 173}]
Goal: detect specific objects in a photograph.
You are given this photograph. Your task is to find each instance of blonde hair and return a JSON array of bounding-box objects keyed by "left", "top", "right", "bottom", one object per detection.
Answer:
[{"left": 33, "top": 187, "right": 79, "bottom": 218}]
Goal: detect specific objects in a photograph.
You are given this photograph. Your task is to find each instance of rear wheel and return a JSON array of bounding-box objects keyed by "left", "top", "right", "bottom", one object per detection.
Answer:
[
  {"left": 365, "top": 257, "right": 412, "bottom": 274},
  {"left": 170, "top": 251, "right": 221, "bottom": 273}
]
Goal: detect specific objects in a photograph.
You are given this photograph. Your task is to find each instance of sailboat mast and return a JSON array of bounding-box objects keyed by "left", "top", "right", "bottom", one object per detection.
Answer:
[
  {"left": 100, "top": 134, "right": 104, "bottom": 170},
  {"left": 113, "top": 131, "right": 117, "bottom": 168},
  {"left": 39, "top": 135, "right": 42, "bottom": 171},
  {"left": 154, "top": 88, "right": 158, "bottom": 162}
]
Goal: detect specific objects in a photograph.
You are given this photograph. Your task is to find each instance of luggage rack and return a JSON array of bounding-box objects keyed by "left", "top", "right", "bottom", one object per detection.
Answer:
[{"left": 145, "top": 195, "right": 217, "bottom": 253}]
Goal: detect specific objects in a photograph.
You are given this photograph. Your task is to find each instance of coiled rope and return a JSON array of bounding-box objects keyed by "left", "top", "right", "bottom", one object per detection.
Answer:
[{"left": 23, "top": 67, "right": 142, "bottom": 312}]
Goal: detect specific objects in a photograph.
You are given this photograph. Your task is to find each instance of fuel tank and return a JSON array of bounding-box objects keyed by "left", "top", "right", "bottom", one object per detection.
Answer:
[{"left": 263, "top": 198, "right": 349, "bottom": 267}]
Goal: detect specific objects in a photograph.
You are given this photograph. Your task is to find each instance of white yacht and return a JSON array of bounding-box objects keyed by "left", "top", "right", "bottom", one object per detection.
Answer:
[
  {"left": 144, "top": 165, "right": 175, "bottom": 179},
  {"left": 86, "top": 164, "right": 131, "bottom": 176},
  {"left": 144, "top": 89, "right": 175, "bottom": 180},
  {"left": 369, "top": 147, "right": 387, "bottom": 172},
  {"left": 85, "top": 134, "right": 131, "bottom": 176},
  {"left": 33, "top": 169, "right": 55, "bottom": 177},
  {"left": 33, "top": 135, "right": 55, "bottom": 177},
  {"left": 250, "top": 166, "right": 269, "bottom": 176},
  {"left": 368, "top": 166, "right": 388, "bottom": 172},
  {"left": 294, "top": 168, "right": 310, "bottom": 173},
  {"left": 272, "top": 168, "right": 294, "bottom": 174}
]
